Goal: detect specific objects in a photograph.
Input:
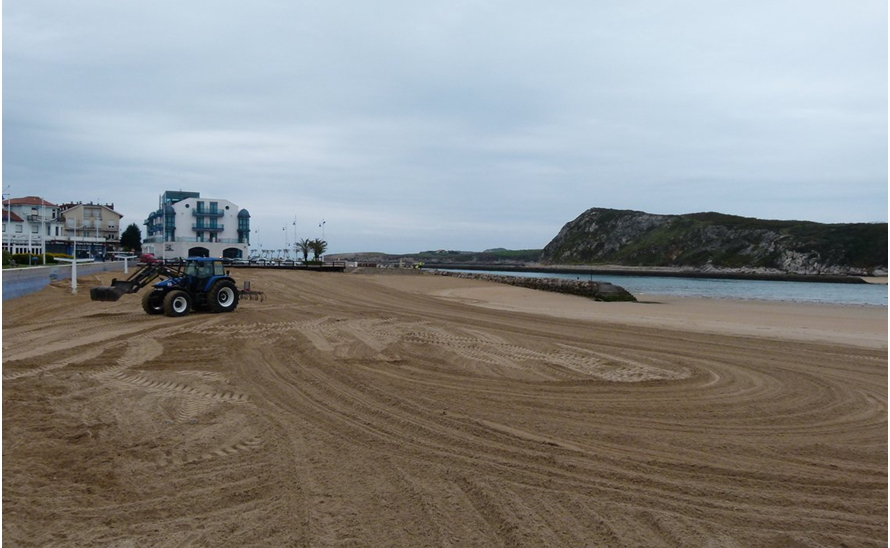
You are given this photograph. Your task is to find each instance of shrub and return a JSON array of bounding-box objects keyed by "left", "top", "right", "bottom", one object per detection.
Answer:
[
  {"left": 9, "top": 253, "right": 52, "bottom": 266},
  {"left": 12, "top": 253, "right": 33, "bottom": 265}
]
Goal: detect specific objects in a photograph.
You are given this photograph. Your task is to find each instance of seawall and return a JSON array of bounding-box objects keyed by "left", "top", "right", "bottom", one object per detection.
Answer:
[
  {"left": 2, "top": 262, "right": 126, "bottom": 301},
  {"left": 432, "top": 270, "right": 636, "bottom": 302},
  {"left": 421, "top": 263, "right": 870, "bottom": 284}
]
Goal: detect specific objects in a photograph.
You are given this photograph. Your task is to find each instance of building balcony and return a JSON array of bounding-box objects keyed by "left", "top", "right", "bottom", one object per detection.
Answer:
[
  {"left": 192, "top": 224, "right": 224, "bottom": 232},
  {"left": 27, "top": 215, "right": 56, "bottom": 222},
  {"left": 192, "top": 210, "right": 225, "bottom": 218},
  {"left": 167, "top": 237, "right": 245, "bottom": 244}
]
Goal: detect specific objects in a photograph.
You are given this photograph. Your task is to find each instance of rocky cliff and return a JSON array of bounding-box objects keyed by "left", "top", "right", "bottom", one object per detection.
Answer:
[{"left": 541, "top": 209, "right": 888, "bottom": 276}]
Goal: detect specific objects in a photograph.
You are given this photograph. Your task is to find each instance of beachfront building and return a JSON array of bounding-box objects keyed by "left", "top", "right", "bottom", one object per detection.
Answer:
[
  {"left": 2, "top": 197, "right": 122, "bottom": 258},
  {"left": 3, "top": 196, "right": 64, "bottom": 256},
  {"left": 3, "top": 196, "right": 62, "bottom": 256},
  {"left": 142, "top": 190, "right": 250, "bottom": 260},
  {"left": 57, "top": 201, "right": 124, "bottom": 258}
]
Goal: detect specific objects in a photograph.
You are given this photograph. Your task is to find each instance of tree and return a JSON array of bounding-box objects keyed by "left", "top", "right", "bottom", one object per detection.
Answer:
[
  {"left": 120, "top": 223, "right": 142, "bottom": 252},
  {"left": 309, "top": 238, "right": 328, "bottom": 260},
  {"left": 297, "top": 238, "right": 312, "bottom": 262}
]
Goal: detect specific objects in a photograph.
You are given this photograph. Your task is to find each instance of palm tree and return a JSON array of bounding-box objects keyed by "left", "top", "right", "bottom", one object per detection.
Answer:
[
  {"left": 297, "top": 238, "right": 312, "bottom": 262},
  {"left": 309, "top": 238, "right": 328, "bottom": 260}
]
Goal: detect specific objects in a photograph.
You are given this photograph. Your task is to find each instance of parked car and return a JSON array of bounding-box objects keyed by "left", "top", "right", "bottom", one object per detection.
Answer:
[{"left": 139, "top": 253, "right": 162, "bottom": 264}]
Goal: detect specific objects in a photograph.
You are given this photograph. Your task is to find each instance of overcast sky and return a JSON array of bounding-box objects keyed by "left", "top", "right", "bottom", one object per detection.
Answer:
[{"left": 4, "top": 1, "right": 887, "bottom": 254}]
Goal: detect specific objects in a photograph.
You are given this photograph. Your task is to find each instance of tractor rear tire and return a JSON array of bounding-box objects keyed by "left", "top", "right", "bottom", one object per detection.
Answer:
[
  {"left": 142, "top": 291, "right": 164, "bottom": 315},
  {"left": 163, "top": 290, "right": 192, "bottom": 317},
  {"left": 208, "top": 280, "right": 239, "bottom": 313}
]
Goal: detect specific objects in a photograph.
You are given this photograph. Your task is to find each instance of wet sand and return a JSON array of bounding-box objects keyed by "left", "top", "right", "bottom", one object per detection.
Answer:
[
  {"left": 3, "top": 269, "right": 887, "bottom": 547},
  {"left": 384, "top": 274, "right": 887, "bottom": 349}
]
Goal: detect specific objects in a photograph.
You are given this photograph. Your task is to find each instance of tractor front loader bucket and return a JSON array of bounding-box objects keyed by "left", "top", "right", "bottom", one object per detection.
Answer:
[
  {"left": 90, "top": 286, "right": 126, "bottom": 301},
  {"left": 89, "top": 280, "right": 139, "bottom": 302}
]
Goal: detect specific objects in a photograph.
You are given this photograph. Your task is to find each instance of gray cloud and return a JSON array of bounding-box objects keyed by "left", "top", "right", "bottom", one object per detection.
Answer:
[{"left": 4, "top": 0, "right": 887, "bottom": 253}]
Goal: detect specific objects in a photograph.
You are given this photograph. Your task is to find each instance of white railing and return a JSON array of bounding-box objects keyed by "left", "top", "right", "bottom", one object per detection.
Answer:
[{"left": 144, "top": 237, "right": 246, "bottom": 247}]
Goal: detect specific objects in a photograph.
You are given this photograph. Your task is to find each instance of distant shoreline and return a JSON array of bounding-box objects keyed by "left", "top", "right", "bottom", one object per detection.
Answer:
[{"left": 420, "top": 263, "right": 883, "bottom": 285}]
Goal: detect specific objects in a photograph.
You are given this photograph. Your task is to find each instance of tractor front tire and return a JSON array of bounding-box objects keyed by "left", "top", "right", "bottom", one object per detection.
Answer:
[
  {"left": 208, "top": 280, "right": 239, "bottom": 313},
  {"left": 163, "top": 290, "right": 192, "bottom": 317},
  {"left": 142, "top": 291, "right": 164, "bottom": 315}
]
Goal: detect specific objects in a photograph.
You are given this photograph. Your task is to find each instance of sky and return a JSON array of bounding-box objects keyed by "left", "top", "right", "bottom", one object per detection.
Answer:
[{"left": 3, "top": 1, "right": 887, "bottom": 254}]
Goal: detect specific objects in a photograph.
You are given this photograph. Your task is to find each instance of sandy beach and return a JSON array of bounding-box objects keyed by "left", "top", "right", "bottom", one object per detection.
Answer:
[{"left": 3, "top": 268, "right": 887, "bottom": 547}]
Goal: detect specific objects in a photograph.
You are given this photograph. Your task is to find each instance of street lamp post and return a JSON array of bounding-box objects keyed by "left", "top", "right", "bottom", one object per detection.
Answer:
[
  {"left": 73, "top": 223, "right": 84, "bottom": 259},
  {"left": 3, "top": 185, "right": 10, "bottom": 254},
  {"left": 42, "top": 199, "right": 47, "bottom": 265},
  {"left": 282, "top": 224, "right": 288, "bottom": 259}
]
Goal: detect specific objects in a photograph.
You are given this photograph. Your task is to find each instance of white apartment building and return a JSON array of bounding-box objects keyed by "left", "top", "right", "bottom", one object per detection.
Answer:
[
  {"left": 2, "top": 196, "right": 62, "bottom": 256},
  {"left": 2, "top": 197, "right": 122, "bottom": 258},
  {"left": 142, "top": 191, "right": 250, "bottom": 259}
]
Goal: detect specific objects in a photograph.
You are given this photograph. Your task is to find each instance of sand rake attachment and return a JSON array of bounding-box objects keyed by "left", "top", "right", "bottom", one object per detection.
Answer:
[{"left": 239, "top": 280, "right": 266, "bottom": 302}]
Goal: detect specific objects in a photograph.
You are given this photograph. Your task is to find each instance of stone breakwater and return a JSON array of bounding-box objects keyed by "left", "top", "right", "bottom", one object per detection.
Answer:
[{"left": 431, "top": 270, "right": 637, "bottom": 302}]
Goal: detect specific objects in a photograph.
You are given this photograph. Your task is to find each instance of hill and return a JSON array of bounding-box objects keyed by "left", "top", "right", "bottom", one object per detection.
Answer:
[
  {"left": 540, "top": 208, "right": 888, "bottom": 276},
  {"left": 326, "top": 249, "right": 543, "bottom": 266}
]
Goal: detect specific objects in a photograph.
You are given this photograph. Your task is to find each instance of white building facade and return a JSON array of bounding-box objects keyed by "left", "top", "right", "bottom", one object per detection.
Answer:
[
  {"left": 3, "top": 197, "right": 123, "bottom": 258},
  {"left": 142, "top": 191, "right": 250, "bottom": 260},
  {"left": 2, "top": 197, "right": 62, "bottom": 256}
]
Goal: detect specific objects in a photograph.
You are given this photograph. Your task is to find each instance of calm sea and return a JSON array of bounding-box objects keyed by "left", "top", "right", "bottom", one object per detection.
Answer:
[{"left": 439, "top": 269, "right": 888, "bottom": 307}]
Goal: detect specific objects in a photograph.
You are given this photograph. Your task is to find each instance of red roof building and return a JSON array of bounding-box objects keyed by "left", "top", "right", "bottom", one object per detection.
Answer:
[
  {"left": 3, "top": 196, "right": 121, "bottom": 258},
  {"left": 2, "top": 210, "right": 24, "bottom": 222}
]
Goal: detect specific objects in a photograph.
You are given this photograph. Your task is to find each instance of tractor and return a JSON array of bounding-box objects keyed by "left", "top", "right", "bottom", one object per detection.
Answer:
[{"left": 90, "top": 257, "right": 258, "bottom": 317}]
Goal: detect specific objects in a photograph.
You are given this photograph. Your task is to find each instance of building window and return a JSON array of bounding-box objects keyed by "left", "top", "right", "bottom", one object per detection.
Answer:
[
  {"left": 31, "top": 225, "right": 38, "bottom": 233},
  {"left": 16, "top": 225, "right": 23, "bottom": 233}
]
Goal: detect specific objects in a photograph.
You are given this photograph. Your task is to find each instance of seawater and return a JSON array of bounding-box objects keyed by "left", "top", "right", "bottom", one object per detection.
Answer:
[{"left": 439, "top": 269, "right": 888, "bottom": 307}]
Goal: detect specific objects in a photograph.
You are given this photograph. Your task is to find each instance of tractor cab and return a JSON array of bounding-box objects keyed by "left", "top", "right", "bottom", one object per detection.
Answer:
[{"left": 183, "top": 257, "right": 226, "bottom": 288}]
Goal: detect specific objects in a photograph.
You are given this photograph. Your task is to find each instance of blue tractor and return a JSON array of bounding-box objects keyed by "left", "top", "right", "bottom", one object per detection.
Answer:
[{"left": 90, "top": 257, "right": 243, "bottom": 317}]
